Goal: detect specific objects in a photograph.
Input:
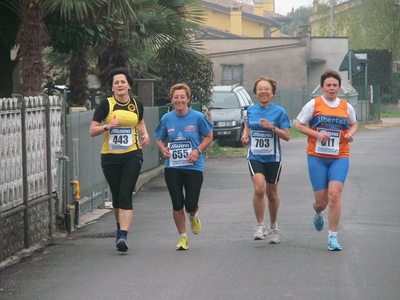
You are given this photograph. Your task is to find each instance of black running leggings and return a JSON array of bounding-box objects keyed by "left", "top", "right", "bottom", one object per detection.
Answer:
[
  {"left": 102, "top": 156, "right": 143, "bottom": 210},
  {"left": 164, "top": 168, "right": 203, "bottom": 213}
]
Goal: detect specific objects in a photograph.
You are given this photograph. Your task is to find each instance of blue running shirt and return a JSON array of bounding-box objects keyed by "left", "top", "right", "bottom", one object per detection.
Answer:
[
  {"left": 246, "top": 103, "right": 291, "bottom": 163},
  {"left": 154, "top": 108, "right": 213, "bottom": 171}
]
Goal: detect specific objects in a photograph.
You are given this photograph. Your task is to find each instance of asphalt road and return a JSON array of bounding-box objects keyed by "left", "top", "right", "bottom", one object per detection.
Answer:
[{"left": 0, "top": 125, "right": 399, "bottom": 300}]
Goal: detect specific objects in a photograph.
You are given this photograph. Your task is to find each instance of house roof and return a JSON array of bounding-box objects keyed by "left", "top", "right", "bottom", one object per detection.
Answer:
[
  {"left": 202, "top": 0, "right": 293, "bottom": 26},
  {"left": 197, "top": 26, "right": 245, "bottom": 38}
]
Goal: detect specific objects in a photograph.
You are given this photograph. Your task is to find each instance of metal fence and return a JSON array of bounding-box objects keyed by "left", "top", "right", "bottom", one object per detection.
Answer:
[
  {"left": 65, "top": 107, "right": 161, "bottom": 227},
  {"left": 0, "top": 93, "right": 162, "bottom": 260},
  {"left": 0, "top": 95, "right": 62, "bottom": 212}
]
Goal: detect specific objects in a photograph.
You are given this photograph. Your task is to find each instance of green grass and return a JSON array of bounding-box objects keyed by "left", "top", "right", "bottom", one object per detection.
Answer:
[
  {"left": 206, "top": 141, "right": 247, "bottom": 158},
  {"left": 380, "top": 109, "right": 400, "bottom": 118}
]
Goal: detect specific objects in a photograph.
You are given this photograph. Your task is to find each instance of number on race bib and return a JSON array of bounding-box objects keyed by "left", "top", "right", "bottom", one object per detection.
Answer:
[
  {"left": 172, "top": 149, "right": 189, "bottom": 159},
  {"left": 255, "top": 138, "right": 270, "bottom": 148}
]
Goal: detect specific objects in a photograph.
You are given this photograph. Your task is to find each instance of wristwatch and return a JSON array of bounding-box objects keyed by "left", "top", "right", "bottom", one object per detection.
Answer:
[
  {"left": 196, "top": 148, "right": 202, "bottom": 154},
  {"left": 271, "top": 126, "right": 276, "bottom": 132},
  {"left": 103, "top": 124, "right": 108, "bottom": 131}
]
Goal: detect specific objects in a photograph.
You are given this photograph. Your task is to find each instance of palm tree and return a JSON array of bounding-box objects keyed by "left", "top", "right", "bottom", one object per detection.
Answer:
[
  {"left": 0, "top": 0, "right": 49, "bottom": 95},
  {"left": 44, "top": 0, "right": 107, "bottom": 106},
  {"left": 96, "top": 0, "right": 208, "bottom": 88}
]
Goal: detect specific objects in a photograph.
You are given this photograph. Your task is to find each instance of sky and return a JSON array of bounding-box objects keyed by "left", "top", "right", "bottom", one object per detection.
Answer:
[{"left": 275, "top": 0, "right": 314, "bottom": 15}]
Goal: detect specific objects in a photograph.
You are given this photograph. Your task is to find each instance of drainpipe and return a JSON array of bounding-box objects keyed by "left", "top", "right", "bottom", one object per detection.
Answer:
[{"left": 56, "top": 152, "right": 70, "bottom": 233}]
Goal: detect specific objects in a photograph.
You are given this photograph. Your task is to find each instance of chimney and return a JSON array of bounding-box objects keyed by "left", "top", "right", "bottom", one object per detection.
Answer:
[
  {"left": 230, "top": 5, "right": 242, "bottom": 35},
  {"left": 253, "top": 0, "right": 264, "bottom": 16}
]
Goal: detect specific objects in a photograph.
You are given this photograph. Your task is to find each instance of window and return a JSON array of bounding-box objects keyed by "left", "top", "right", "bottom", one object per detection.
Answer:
[{"left": 221, "top": 64, "right": 243, "bottom": 86}]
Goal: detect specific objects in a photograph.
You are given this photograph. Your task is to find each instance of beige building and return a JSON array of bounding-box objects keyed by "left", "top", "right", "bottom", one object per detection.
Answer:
[
  {"left": 198, "top": 27, "right": 349, "bottom": 92},
  {"left": 197, "top": 1, "right": 349, "bottom": 92},
  {"left": 200, "top": 0, "right": 291, "bottom": 38}
]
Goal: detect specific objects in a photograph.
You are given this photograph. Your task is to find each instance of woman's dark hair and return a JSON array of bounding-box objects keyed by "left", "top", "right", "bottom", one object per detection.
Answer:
[
  {"left": 320, "top": 69, "right": 341, "bottom": 87},
  {"left": 253, "top": 76, "right": 277, "bottom": 95},
  {"left": 108, "top": 68, "right": 134, "bottom": 87}
]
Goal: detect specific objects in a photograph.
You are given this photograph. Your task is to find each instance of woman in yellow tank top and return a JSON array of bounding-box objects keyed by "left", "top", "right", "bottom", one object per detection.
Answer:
[{"left": 90, "top": 68, "right": 150, "bottom": 252}]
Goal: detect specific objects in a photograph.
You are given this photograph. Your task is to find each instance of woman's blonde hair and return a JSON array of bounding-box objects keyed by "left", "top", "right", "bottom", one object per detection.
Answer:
[{"left": 170, "top": 83, "right": 191, "bottom": 99}]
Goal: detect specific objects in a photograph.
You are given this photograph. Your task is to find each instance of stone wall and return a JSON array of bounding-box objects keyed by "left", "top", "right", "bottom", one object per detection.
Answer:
[{"left": 0, "top": 194, "right": 56, "bottom": 260}]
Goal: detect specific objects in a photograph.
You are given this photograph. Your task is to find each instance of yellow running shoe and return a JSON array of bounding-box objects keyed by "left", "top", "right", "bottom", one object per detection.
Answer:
[
  {"left": 176, "top": 236, "right": 188, "bottom": 250},
  {"left": 190, "top": 215, "right": 201, "bottom": 235}
]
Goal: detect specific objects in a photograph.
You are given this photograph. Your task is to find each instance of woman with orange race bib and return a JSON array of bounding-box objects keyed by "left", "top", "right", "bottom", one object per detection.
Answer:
[{"left": 295, "top": 69, "right": 358, "bottom": 251}]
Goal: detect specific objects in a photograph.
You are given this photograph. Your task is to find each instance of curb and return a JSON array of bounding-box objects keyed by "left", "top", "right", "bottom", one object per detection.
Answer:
[{"left": 135, "top": 165, "right": 164, "bottom": 192}]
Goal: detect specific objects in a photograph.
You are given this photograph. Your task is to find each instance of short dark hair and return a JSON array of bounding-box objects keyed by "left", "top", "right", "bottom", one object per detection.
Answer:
[
  {"left": 253, "top": 76, "right": 277, "bottom": 95},
  {"left": 108, "top": 68, "right": 134, "bottom": 87},
  {"left": 320, "top": 69, "right": 341, "bottom": 87}
]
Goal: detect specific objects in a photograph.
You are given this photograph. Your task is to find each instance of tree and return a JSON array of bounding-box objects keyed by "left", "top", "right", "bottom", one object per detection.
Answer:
[
  {"left": 45, "top": 0, "right": 107, "bottom": 106},
  {"left": 4, "top": 0, "right": 49, "bottom": 96},
  {"left": 311, "top": 0, "right": 400, "bottom": 60},
  {"left": 360, "top": 0, "right": 400, "bottom": 61},
  {"left": 45, "top": 0, "right": 211, "bottom": 107},
  {"left": 0, "top": 1, "right": 20, "bottom": 97},
  {"left": 153, "top": 41, "right": 214, "bottom": 106},
  {"left": 280, "top": 6, "right": 312, "bottom": 37},
  {"left": 96, "top": 0, "right": 208, "bottom": 88}
]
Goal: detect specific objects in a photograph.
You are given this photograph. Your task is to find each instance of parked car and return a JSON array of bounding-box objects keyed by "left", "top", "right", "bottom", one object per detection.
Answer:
[{"left": 210, "top": 84, "right": 254, "bottom": 147}]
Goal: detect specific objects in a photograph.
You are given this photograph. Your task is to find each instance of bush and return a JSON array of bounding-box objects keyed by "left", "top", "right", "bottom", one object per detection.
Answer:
[{"left": 392, "top": 72, "right": 400, "bottom": 103}]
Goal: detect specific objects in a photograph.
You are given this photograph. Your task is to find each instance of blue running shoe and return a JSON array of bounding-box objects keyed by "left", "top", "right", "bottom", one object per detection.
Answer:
[
  {"left": 313, "top": 213, "right": 324, "bottom": 231},
  {"left": 328, "top": 235, "right": 342, "bottom": 251},
  {"left": 114, "top": 229, "right": 120, "bottom": 245},
  {"left": 116, "top": 234, "right": 129, "bottom": 252}
]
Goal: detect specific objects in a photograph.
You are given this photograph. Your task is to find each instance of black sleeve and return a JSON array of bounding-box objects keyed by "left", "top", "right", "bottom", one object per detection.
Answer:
[
  {"left": 137, "top": 100, "right": 144, "bottom": 121},
  {"left": 92, "top": 100, "right": 109, "bottom": 123}
]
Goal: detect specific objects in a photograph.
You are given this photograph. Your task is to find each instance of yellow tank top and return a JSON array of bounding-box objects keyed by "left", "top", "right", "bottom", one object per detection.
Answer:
[{"left": 101, "top": 96, "right": 142, "bottom": 154}]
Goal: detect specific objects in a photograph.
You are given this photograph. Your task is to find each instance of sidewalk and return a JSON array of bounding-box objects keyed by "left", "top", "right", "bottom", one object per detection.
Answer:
[
  {"left": 364, "top": 117, "right": 400, "bottom": 129},
  {"left": 0, "top": 165, "right": 164, "bottom": 271}
]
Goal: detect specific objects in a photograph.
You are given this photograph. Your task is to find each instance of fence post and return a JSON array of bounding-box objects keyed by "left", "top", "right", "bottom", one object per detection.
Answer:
[
  {"left": 20, "top": 95, "right": 30, "bottom": 249},
  {"left": 44, "top": 94, "right": 54, "bottom": 236}
]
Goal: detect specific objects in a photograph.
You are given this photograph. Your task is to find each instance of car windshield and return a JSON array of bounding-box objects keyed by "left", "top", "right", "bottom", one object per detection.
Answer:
[{"left": 211, "top": 92, "right": 239, "bottom": 109}]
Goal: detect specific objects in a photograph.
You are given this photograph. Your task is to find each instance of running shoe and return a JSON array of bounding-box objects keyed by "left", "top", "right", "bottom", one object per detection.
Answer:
[
  {"left": 116, "top": 233, "right": 129, "bottom": 252},
  {"left": 314, "top": 213, "right": 324, "bottom": 231},
  {"left": 328, "top": 235, "right": 342, "bottom": 251},
  {"left": 253, "top": 224, "right": 266, "bottom": 240},
  {"left": 266, "top": 227, "right": 280, "bottom": 244},
  {"left": 190, "top": 215, "right": 201, "bottom": 235},
  {"left": 176, "top": 236, "right": 188, "bottom": 250},
  {"left": 114, "top": 229, "right": 120, "bottom": 245}
]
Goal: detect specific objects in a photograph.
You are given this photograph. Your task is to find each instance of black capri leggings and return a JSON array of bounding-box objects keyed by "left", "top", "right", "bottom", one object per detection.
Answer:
[
  {"left": 102, "top": 156, "right": 143, "bottom": 210},
  {"left": 164, "top": 168, "right": 203, "bottom": 213}
]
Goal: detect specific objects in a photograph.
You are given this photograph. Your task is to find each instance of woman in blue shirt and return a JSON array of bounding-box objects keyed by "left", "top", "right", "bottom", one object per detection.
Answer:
[
  {"left": 155, "top": 83, "right": 213, "bottom": 250},
  {"left": 241, "top": 76, "right": 291, "bottom": 244}
]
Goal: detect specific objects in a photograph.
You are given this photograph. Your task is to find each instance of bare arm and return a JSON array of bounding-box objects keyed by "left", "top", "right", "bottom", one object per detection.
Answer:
[
  {"left": 89, "top": 121, "right": 106, "bottom": 137},
  {"left": 136, "top": 119, "right": 150, "bottom": 147},
  {"left": 89, "top": 115, "right": 119, "bottom": 137},
  {"left": 295, "top": 121, "right": 322, "bottom": 139},
  {"left": 157, "top": 139, "right": 170, "bottom": 159},
  {"left": 187, "top": 131, "right": 213, "bottom": 163},
  {"left": 344, "top": 122, "right": 358, "bottom": 142},
  {"left": 241, "top": 123, "right": 250, "bottom": 145},
  {"left": 275, "top": 127, "right": 291, "bottom": 142}
]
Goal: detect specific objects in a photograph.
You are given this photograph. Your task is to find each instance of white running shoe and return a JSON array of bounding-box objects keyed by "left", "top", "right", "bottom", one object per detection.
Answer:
[{"left": 253, "top": 224, "right": 266, "bottom": 240}]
